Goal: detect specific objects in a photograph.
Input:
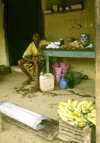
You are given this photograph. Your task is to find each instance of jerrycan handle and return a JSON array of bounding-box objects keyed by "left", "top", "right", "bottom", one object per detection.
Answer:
[{"left": 44, "top": 73, "right": 53, "bottom": 78}]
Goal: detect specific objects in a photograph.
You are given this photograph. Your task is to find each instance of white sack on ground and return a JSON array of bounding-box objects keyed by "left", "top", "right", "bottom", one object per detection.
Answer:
[{"left": 0, "top": 101, "right": 52, "bottom": 130}]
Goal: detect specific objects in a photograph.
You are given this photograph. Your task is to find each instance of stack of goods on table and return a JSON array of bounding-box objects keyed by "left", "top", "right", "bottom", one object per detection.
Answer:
[
  {"left": 61, "top": 35, "right": 92, "bottom": 50},
  {"left": 57, "top": 98, "right": 96, "bottom": 127},
  {"left": 61, "top": 40, "right": 84, "bottom": 50}
]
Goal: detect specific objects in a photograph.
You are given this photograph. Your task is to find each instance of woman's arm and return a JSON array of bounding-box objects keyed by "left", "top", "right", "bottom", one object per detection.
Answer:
[
  {"left": 38, "top": 45, "right": 47, "bottom": 51},
  {"left": 22, "top": 56, "right": 38, "bottom": 63}
]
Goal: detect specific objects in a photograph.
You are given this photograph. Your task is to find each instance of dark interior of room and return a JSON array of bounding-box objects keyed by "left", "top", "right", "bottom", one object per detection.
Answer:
[{"left": 2, "top": 0, "right": 44, "bottom": 66}]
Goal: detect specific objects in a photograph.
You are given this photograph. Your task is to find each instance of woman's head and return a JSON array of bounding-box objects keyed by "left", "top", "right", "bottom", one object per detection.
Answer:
[{"left": 32, "top": 32, "right": 40, "bottom": 44}]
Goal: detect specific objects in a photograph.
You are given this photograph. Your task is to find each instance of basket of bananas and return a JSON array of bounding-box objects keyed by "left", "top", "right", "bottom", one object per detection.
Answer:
[{"left": 57, "top": 98, "right": 96, "bottom": 127}]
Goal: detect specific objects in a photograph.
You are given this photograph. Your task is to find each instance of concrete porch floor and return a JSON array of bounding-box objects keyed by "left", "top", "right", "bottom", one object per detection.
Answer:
[{"left": 0, "top": 71, "right": 95, "bottom": 143}]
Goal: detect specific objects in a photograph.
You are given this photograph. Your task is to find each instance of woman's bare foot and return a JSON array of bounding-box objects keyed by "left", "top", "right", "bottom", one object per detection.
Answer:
[
  {"left": 22, "top": 78, "right": 33, "bottom": 84},
  {"left": 29, "top": 85, "right": 39, "bottom": 92}
]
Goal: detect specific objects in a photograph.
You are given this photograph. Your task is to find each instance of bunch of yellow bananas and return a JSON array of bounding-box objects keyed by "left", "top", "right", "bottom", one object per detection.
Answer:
[
  {"left": 58, "top": 98, "right": 96, "bottom": 127},
  {"left": 87, "top": 109, "right": 96, "bottom": 125},
  {"left": 80, "top": 100, "right": 94, "bottom": 113},
  {"left": 74, "top": 118, "right": 89, "bottom": 127},
  {"left": 58, "top": 99, "right": 75, "bottom": 122}
]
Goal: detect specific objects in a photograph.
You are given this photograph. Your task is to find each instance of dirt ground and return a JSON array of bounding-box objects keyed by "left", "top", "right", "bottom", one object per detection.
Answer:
[{"left": 0, "top": 71, "right": 95, "bottom": 143}]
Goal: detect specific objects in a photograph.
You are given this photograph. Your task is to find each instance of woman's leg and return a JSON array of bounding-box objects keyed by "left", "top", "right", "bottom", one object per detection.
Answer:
[
  {"left": 18, "top": 59, "right": 33, "bottom": 84},
  {"left": 29, "top": 60, "right": 39, "bottom": 92}
]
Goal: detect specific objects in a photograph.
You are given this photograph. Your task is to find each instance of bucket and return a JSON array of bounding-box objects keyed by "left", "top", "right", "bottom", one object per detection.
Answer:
[
  {"left": 60, "top": 63, "right": 66, "bottom": 68},
  {"left": 52, "top": 63, "right": 69, "bottom": 82},
  {"left": 40, "top": 73, "right": 54, "bottom": 92},
  {"left": 54, "top": 73, "right": 65, "bottom": 82},
  {"left": 52, "top": 63, "right": 59, "bottom": 73},
  {"left": 55, "top": 67, "right": 62, "bottom": 74},
  {"left": 60, "top": 63, "right": 69, "bottom": 78}
]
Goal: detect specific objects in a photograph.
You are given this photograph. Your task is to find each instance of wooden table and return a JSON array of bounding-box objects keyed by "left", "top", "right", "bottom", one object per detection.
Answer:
[{"left": 43, "top": 49, "right": 95, "bottom": 73}]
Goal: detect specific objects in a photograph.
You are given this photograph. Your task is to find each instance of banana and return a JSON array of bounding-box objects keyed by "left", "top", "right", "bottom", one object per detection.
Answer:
[
  {"left": 74, "top": 121, "right": 79, "bottom": 126},
  {"left": 61, "top": 115, "right": 74, "bottom": 122},
  {"left": 77, "top": 113, "right": 84, "bottom": 118},
  {"left": 74, "top": 115, "right": 78, "bottom": 119},
  {"left": 91, "top": 109, "right": 96, "bottom": 114},
  {"left": 86, "top": 101, "right": 93, "bottom": 109},
  {"left": 74, "top": 107, "right": 81, "bottom": 113},
  {"left": 87, "top": 113, "right": 96, "bottom": 118},
  {"left": 87, "top": 117, "right": 96, "bottom": 126},
  {"left": 77, "top": 100, "right": 86, "bottom": 110},
  {"left": 83, "top": 100, "right": 89, "bottom": 108},
  {"left": 82, "top": 110, "right": 89, "bottom": 114},
  {"left": 67, "top": 110, "right": 75, "bottom": 116},
  {"left": 81, "top": 105, "right": 89, "bottom": 113},
  {"left": 82, "top": 105, "right": 86, "bottom": 111},
  {"left": 65, "top": 103, "right": 72, "bottom": 109},
  {"left": 74, "top": 110, "right": 79, "bottom": 116},
  {"left": 62, "top": 115, "right": 73, "bottom": 120},
  {"left": 60, "top": 115, "right": 69, "bottom": 122},
  {"left": 59, "top": 105, "right": 66, "bottom": 113},
  {"left": 72, "top": 100, "right": 78, "bottom": 106},
  {"left": 68, "top": 98, "right": 72, "bottom": 108},
  {"left": 59, "top": 102, "right": 68, "bottom": 107},
  {"left": 63, "top": 113, "right": 74, "bottom": 119},
  {"left": 74, "top": 121, "right": 87, "bottom": 127},
  {"left": 89, "top": 105, "right": 95, "bottom": 111},
  {"left": 57, "top": 109, "right": 63, "bottom": 115},
  {"left": 61, "top": 105, "right": 69, "bottom": 112},
  {"left": 75, "top": 118, "right": 89, "bottom": 123},
  {"left": 77, "top": 122, "right": 87, "bottom": 127},
  {"left": 59, "top": 102, "right": 72, "bottom": 110},
  {"left": 72, "top": 100, "right": 78, "bottom": 108}
]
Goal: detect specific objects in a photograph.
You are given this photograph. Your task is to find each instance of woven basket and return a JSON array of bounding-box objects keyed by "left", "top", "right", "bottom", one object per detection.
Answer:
[
  {"left": 65, "top": 71, "right": 82, "bottom": 85},
  {"left": 0, "top": 65, "right": 10, "bottom": 75},
  {"left": 58, "top": 120, "right": 96, "bottom": 143}
]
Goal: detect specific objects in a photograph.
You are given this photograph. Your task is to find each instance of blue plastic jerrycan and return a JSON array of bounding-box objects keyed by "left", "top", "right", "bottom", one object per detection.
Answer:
[{"left": 59, "top": 77, "right": 67, "bottom": 89}]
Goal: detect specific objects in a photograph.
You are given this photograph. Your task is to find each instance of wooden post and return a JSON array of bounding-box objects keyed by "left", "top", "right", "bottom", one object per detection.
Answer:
[
  {"left": 95, "top": 0, "right": 100, "bottom": 143},
  {"left": 0, "top": 110, "right": 3, "bottom": 132},
  {"left": 83, "top": 126, "right": 91, "bottom": 143}
]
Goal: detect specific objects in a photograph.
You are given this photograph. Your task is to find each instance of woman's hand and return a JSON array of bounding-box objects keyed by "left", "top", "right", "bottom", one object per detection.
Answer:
[
  {"left": 32, "top": 57, "right": 39, "bottom": 63},
  {"left": 38, "top": 45, "right": 46, "bottom": 51}
]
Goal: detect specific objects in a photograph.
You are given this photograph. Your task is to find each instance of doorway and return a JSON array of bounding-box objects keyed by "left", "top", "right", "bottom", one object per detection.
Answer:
[{"left": 3, "top": 0, "right": 44, "bottom": 66}]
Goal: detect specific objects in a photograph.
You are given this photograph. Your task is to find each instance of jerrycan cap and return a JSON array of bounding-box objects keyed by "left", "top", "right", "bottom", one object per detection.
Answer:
[{"left": 40, "top": 72, "right": 44, "bottom": 76}]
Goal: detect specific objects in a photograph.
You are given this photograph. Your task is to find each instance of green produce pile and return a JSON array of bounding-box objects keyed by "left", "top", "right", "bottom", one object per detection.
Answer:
[{"left": 58, "top": 98, "right": 96, "bottom": 127}]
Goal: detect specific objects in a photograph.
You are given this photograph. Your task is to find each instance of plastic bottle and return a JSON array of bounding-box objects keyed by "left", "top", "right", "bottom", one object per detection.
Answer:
[
  {"left": 69, "top": 73, "right": 74, "bottom": 89},
  {"left": 59, "top": 38, "right": 64, "bottom": 46},
  {"left": 59, "top": 77, "right": 67, "bottom": 89}
]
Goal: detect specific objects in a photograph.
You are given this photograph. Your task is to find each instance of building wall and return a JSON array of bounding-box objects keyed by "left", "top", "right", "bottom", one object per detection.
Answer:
[
  {"left": 43, "top": 0, "right": 95, "bottom": 79},
  {"left": 0, "top": 0, "right": 95, "bottom": 79},
  {"left": 0, "top": 0, "right": 6, "bottom": 65}
]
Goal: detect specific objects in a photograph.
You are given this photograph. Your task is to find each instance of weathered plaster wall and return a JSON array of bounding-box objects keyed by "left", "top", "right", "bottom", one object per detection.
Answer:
[
  {"left": 0, "top": 0, "right": 6, "bottom": 65},
  {"left": 43, "top": 0, "right": 95, "bottom": 79},
  {"left": 0, "top": 0, "right": 95, "bottom": 79}
]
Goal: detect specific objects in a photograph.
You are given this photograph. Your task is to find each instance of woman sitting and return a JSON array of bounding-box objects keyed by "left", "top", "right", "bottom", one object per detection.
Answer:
[{"left": 18, "top": 32, "right": 51, "bottom": 92}]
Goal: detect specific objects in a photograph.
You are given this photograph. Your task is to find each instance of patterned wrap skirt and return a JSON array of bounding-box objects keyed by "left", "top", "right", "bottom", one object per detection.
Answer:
[{"left": 22, "top": 56, "right": 45, "bottom": 76}]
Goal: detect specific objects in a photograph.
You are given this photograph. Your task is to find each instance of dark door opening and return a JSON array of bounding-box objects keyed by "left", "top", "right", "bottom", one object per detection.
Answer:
[{"left": 3, "top": 0, "right": 44, "bottom": 66}]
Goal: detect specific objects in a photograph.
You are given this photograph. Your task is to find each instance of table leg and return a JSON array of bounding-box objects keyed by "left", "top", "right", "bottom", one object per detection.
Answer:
[
  {"left": 46, "top": 56, "right": 49, "bottom": 73},
  {"left": 56, "top": 57, "right": 59, "bottom": 63}
]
